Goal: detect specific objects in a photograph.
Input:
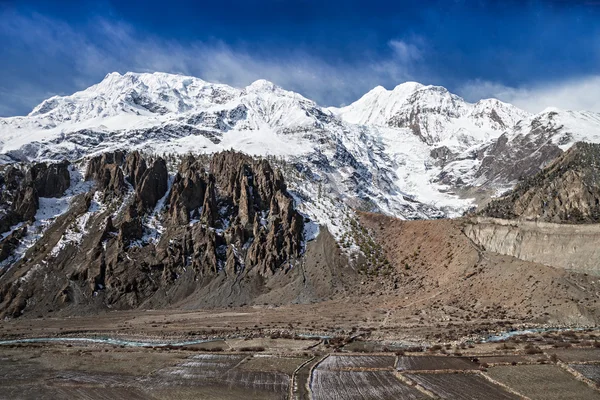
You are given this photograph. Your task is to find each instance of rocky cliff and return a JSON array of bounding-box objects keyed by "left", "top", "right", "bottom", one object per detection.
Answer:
[
  {"left": 0, "top": 151, "right": 338, "bottom": 318},
  {"left": 0, "top": 160, "right": 71, "bottom": 263}
]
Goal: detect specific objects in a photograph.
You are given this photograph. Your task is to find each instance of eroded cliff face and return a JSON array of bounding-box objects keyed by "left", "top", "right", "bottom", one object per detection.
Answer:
[
  {"left": 469, "top": 143, "right": 600, "bottom": 275},
  {"left": 464, "top": 217, "right": 600, "bottom": 275},
  {"left": 0, "top": 151, "right": 322, "bottom": 318}
]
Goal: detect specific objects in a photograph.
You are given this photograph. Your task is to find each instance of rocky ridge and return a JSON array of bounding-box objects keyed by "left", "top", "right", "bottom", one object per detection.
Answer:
[
  {"left": 0, "top": 151, "right": 315, "bottom": 318},
  {"left": 480, "top": 142, "right": 600, "bottom": 223}
]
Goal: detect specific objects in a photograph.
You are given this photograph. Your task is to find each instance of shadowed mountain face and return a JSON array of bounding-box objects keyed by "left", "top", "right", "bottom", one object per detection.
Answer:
[{"left": 480, "top": 142, "right": 600, "bottom": 223}]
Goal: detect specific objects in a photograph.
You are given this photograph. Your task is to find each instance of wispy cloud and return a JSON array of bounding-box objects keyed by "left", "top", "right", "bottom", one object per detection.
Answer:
[
  {"left": 0, "top": 11, "right": 424, "bottom": 115},
  {"left": 459, "top": 76, "right": 600, "bottom": 113},
  {"left": 388, "top": 39, "right": 423, "bottom": 63},
  {"left": 1, "top": 9, "right": 598, "bottom": 117}
]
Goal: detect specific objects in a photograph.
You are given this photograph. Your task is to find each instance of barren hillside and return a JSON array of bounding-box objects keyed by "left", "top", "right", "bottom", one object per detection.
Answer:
[{"left": 358, "top": 212, "right": 600, "bottom": 327}]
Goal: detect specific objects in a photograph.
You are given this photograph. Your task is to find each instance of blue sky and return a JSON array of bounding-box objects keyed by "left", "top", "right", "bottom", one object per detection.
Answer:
[{"left": 1, "top": 0, "right": 600, "bottom": 116}]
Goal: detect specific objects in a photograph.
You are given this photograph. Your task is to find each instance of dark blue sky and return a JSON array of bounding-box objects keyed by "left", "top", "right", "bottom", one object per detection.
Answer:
[{"left": 1, "top": 0, "right": 599, "bottom": 116}]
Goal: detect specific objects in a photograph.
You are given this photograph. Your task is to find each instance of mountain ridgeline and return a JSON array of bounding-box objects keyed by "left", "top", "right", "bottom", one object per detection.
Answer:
[
  {"left": 2, "top": 72, "right": 600, "bottom": 323},
  {"left": 3, "top": 71, "right": 600, "bottom": 223}
]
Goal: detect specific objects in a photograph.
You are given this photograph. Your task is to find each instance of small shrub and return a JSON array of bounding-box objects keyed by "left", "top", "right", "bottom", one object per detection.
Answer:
[
  {"left": 524, "top": 346, "right": 543, "bottom": 355},
  {"left": 553, "top": 342, "right": 572, "bottom": 349}
]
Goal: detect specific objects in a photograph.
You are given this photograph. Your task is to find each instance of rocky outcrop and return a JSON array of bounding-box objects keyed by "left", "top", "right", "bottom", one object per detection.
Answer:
[
  {"left": 12, "top": 186, "right": 39, "bottom": 222},
  {"left": 166, "top": 155, "right": 207, "bottom": 224},
  {"left": 118, "top": 205, "right": 143, "bottom": 244},
  {"left": 135, "top": 158, "right": 168, "bottom": 211},
  {"left": 86, "top": 153, "right": 127, "bottom": 197},
  {"left": 0, "top": 226, "right": 27, "bottom": 263},
  {"left": 85, "top": 151, "right": 169, "bottom": 212},
  {"left": 85, "top": 151, "right": 126, "bottom": 181},
  {"left": 0, "top": 150, "right": 309, "bottom": 318},
  {"left": 124, "top": 151, "right": 147, "bottom": 188},
  {"left": 0, "top": 160, "right": 71, "bottom": 235},
  {"left": 480, "top": 142, "right": 600, "bottom": 223},
  {"left": 210, "top": 151, "right": 304, "bottom": 275},
  {"left": 28, "top": 161, "right": 71, "bottom": 197},
  {"left": 161, "top": 150, "right": 304, "bottom": 277}
]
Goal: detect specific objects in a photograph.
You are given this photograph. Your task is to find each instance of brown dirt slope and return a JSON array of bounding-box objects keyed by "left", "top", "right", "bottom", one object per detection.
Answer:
[{"left": 359, "top": 212, "right": 600, "bottom": 326}]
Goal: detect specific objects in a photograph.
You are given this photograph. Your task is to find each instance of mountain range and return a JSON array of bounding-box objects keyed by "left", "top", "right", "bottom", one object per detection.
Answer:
[
  {"left": 3, "top": 71, "right": 600, "bottom": 230},
  {"left": 2, "top": 72, "right": 600, "bottom": 321}
]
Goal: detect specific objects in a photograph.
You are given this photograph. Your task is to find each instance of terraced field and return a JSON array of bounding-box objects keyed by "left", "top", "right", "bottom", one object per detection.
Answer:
[
  {"left": 396, "top": 355, "right": 479, "bottom": 371},
  {"left": 1, "top": 386, "right": 150, "bottom": 400},
  {"left": 406, "top": 372, "right": 521, "bottom": 400},
  {"left": 238, "top": 354, "right": 309, "bottom": 374},
  {"left": 156, "top": 353, "right": 247, "bottom": 380},
  {"left": 307, "top": 354, "right": 427, "bottom": 399},
  {"left": 316, "top": 355, "right": 396, "bottom": 371},
  {"left": 154, "top": 353, "right": 291, "bottom": 399},
  {"left": 553, "top": 348, "right": 600, "bottom": 363},
  {"left": 486, "top": 364, "right": 600, "bottom": 400},
  {"left": 310, "top": 370, "right": 428, "bottom": 400},
  {"left": 570, "top": 363, "right": 600, "bottom": 385}
]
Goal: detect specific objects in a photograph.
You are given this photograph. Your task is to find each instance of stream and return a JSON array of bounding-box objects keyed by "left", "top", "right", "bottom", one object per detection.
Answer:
[
  {"left": 0, "top": 336, "right": 222, "bottom": 347},
  {"left": 0, "top": 326, "right": 593, "bottom": 347},
  {"left": 484, "top": 326, "right": 588, "bottom": 342}
]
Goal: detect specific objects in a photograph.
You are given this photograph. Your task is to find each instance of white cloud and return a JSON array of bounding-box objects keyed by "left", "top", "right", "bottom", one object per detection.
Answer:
[
  {"left": 0, "top": 11, "right": 422, "bottom": 115},
  {"left": 3, "top": 10, "right": 596, "bottom": 117},
  {"left": 388, "top": 39, "right": 422, "bottom": 63},
  {"left": 459, "top": 76, "right": 600, "bottom": 113}
]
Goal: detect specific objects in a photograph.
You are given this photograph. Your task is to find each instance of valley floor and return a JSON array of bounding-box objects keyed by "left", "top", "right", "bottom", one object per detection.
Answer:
[
  {"left": 2, "top": 327, "right": 600, "bottom": 399},
  {"left": 0, "top": 299, "right": 584, "bottom": 346}
]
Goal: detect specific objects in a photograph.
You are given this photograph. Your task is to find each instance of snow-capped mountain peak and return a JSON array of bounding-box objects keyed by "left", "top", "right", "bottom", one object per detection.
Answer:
[
  {"left": 28, "top": 71, "right": 241, "bottom": 123},
  {"left": 246, "top": 79, "right": 280, "bottom": 93},
  {"left": 333, "top": 81, "right": 532, "bottom": 148},
  {"left": 330, "top": 81, "right": 423, "bottom": 126}
]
